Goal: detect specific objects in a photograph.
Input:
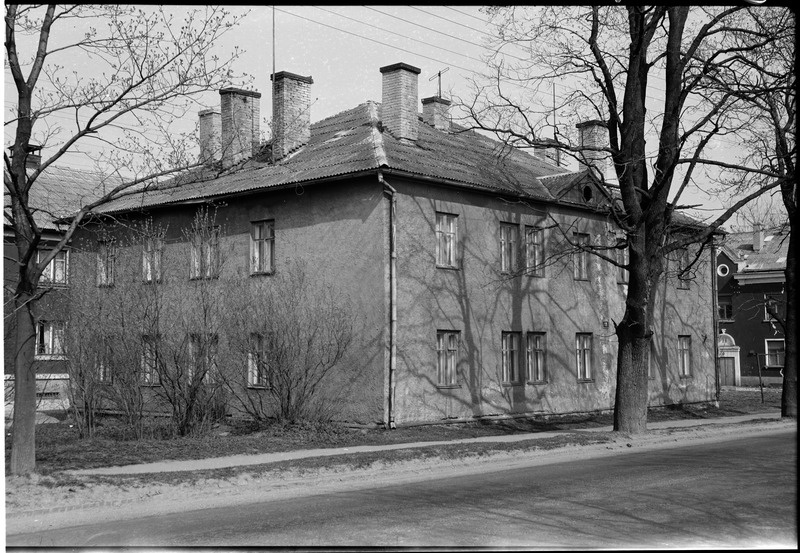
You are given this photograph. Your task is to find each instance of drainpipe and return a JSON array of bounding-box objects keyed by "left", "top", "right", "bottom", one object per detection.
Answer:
[
  {"left": 711, "top": 241, "right": 720, "bottom": 407},
  {"left": 379, "top": 171, "right": 398, "bottom": 429}
]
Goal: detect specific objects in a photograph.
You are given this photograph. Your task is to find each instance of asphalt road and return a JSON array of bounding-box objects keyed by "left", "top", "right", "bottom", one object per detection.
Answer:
[{"left": 7, "top": 429, "right": 797, "bottom": 548}]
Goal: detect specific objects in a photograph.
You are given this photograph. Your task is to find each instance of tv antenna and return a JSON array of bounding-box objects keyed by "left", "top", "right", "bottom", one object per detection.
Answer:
[{"left": 429, "top": 67, "right": 450, "bottom": 98}]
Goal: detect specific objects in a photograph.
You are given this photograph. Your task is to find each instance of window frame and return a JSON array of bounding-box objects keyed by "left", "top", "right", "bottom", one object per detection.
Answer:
[
  {"left": 436, "top": 330, "right": 460, "bottom": 388},
  {"left": 250, "top": 220, "right": 275, "bottom": 276},
  {"left": 97, "top": 240, "right": 115, "bottom": 287},
  {"left": 142, "top": 236, "right": 164, "bottom": 283},
  {"left": 247, "top": 332, "right": 269, "bottom": 388},
  {"left": 190, "top": 226, "right": 220, "bottom": 280},
  {"left": 501, "top": 331, "right": 522, "bottom": 385},
  {"left": 526, "top": 332, "right": 547, "bottom": 384},
  {"left": 141, "top": 334, "right": 160, "bottom": 386},
  {"left": 765, "top": 339, "right": 785, "bottom": 368},
  {"left": 678, "top": 335, "right": 692, "bottom": 378},
  {"left": 525, "top": 225, "right": 545, "bottom": 277},
  {"left": 35, "top": 321, "right": 67, "bottom": 360},
  {"left": 576, "top": 332, "right": 593, "bottom": 381},
  {"left": 435, "top": 212, "right": 458, "bottom": 269},
  {"left": 718, "top": 295, "right": 734, "bottom": 322},
  {"left": 37, "top": 248, "right": 69, "bottom": 285},
  {"left": 189, "top": 332, "right": 219, "bottom": 383},
  {"left": 499, "top": 222, "right": 519, "bottom": 274},
  {"left": 573, "top": 232, "right": 590, "bottom": 281},
  {"left": 616, "top": 242, "right": 629, "bottom": 284}
]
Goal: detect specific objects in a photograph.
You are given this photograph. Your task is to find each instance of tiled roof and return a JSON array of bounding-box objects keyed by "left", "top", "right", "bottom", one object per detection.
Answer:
[
  {"left": 94, "top": 101, "right": 572, "bottom": 215},
  {"left": 4, "top": 166, "right": 112, "bottom": 231},
  {"left": 721, "top": 227, "right": 789, "bottom": 272}
]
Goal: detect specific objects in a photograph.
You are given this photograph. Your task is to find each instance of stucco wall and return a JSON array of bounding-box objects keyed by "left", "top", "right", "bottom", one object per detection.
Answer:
[
  {"left": 388, "top": 178, "right": 715, "bottom": 424},
  {"left": 70, "top": 177, "right": 388, "bottom": 425}
]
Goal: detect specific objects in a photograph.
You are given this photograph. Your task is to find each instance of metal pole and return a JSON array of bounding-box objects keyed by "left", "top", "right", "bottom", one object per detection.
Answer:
[{"left": 757, "top": 353, "right": 765, "bottom": 403}]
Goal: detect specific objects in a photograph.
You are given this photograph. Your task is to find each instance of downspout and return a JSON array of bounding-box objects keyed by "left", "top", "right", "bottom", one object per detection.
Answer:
[
  {"left": 711, "top": 241, "right": 720, "bottom": 407},
  {"left": 379, "top": 171, "right": 398, "bottom": 429}
]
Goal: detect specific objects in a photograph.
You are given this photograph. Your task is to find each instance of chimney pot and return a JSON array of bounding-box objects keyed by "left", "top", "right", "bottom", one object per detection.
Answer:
[
  {"left": 270, "top": 71, "right": 314, "bottom": 160},
  {"left": 220, "top": 88, "right": 262, "bottom": 169},
  {"left": 576, "top": 120, "right": 608, "bottom": 180},
  {"left": 421, "top": 96, "right": 451, "bottom": 132},
  {"left": 380, "top": 62, "right": 421, "bottom": 142}
]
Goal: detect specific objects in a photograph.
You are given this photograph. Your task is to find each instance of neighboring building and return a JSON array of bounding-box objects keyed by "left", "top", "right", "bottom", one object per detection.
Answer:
[
  {"left": 716, "top": 224, "right": 788, "bottom": 387},
  {"left": 4, "top": 161, "right": 108, "bottom": 413},
  {"left": 67, "top": 62, "right": 717, "bottom": 427}
]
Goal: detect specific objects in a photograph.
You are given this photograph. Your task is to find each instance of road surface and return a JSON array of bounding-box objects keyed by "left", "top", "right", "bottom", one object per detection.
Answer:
[{"left": 7, "top": 429, "right": 797, "bottom": 548}]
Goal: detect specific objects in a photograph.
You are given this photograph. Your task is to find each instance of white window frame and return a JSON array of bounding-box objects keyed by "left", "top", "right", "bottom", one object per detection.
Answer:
[
  {"left": 97, "top": 240, "right": 115, "bottom": 287},
  {"left": 35, "top": 321, "right": 66, "bottom": 360},
  {"left": 37, "top": 248, "right": 68, "bottom": 285},
  {"left": 501, "top": 332, "right": 521, "bottom": 384},
  {"left": 436, "top": 330, "right": 460, "bottom": 387},
  {"left": 525, "top": 226, "right": 545, "bottom": 277},
  {"left": 526, "top": 332, "right": 547, "bottom": 383},
  {"left": 250, "top": 220, "right": 275, "bottom": 275},
  {"left": 247, "top": 332, "right": 268, "bottom": 388},
  {"left": 573, "top": 233, "right": 590, "bottom": 281},
  {"left": 435, "top": 212, "right": 458, "bottom": 268},
  {"left": 678, "top": 335, "right": 692, "bottom": 377},
  {"left": 96, "top": 338, "right": 112, "bottom": 383},
  {"left": 142, "top": 236, "right": 164, "bottom": 283},
  {"left": 190, "top": 227, "right": 220, "bottom": 280},
  {"left": 576, "top": 333, "right": 593, "bottom": 381},
  {"left": 500, "top": 223, "right": 518, "bottom": 274},
  {"left": 765, "top": 339, "right": 785, "bottom": 368},
  {"left": 764, "top": 296, "right": 781, "bottom": 322}
]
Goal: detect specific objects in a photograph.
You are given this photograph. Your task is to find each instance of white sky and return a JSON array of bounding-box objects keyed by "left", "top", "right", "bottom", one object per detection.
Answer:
[{"left": 5, "top": 5, "right": 759, "bottom": 223}]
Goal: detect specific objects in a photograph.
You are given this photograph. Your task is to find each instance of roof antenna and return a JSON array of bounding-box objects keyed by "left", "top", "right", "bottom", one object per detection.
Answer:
[{"left": 429, "top": 67, "right": 449, "bottom": 98}]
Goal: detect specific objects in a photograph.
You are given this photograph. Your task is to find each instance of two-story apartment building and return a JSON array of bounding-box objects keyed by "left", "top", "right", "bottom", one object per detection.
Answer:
[
  {"left": 716, "top": 224, "right": 788, "bottom": 387},
  {"left": 67, "top": 62, "right": 717, "bottom": 427}
]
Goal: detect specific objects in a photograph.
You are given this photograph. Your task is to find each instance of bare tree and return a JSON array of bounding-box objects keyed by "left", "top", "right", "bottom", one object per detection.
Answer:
[
  {"left": 221, "top": 260, "right": 356, "bottom": 424},
  {"left": 4, "top": 4, "right": 247, "bottom": 474},
  {"left": 462, "top": 6, "right": 794, "bottom": 432}
]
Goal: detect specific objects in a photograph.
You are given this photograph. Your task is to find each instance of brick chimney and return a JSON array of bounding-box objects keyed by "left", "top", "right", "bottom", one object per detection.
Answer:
[
  {"left": 753, "top": 223, "right": 764, "bottom": 252},
  {"left": 219, "top": 88, "right": 261, "bottom": 169},
  {"left": 380, "top": 62, "right": 421, "bottom": 142},
  {"left": 198, "top": 109, "right": 221, "bottom": 166},
  {"left": 576, "top": 120, "right": 608, "bottom": 180},
  {"left": 271, "top": 71, "right": 314, "bottom": 160},
  {"left": 421, "top": 96, "right": 451, "bottom": 132}
]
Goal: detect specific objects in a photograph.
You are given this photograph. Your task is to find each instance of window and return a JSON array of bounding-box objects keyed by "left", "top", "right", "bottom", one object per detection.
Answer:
[
  {"left": 573, "top": 233, "right": 590, "bottom": 280},
  {"left": 190, "top": 227, "right": 220, "bottom": 279},
  {"left": 189, "top": 333, "right": 218, "bottom": 383},
  {"left": 248, "top": 332, "right": 268, "bottom": 388},
  {"left": 678, "top": 335, "right": 692, "bottom": 377},
  {"left": 141, "top": 335, "right": 159, "bottom": 385},
  {"left": 525, "top": 226, "right": 544, "bottom": 277},
  {"left": 37, "top": 249, "right": 68, "bottom": 285},
  {"left": 436, "top": 330, "right": 459, "bottom": 387},
  {"left": 718, "top": 295, "right": 734, "bottom": 321},
  {"left": 677, "top": 248, "right": 691, "bottom": 289},
  {"left": 766, "top": 340, "right": 785, "bottom": 368},
  {"left": 435, "top": 212, "right": 458, "bottom": 268},
  {"left": 250, "top": 220, "right": 275, "bottom": 275},
  {"left": 500, "top": 223, "right": 518, "bottom": 274},
  {"left": 35, "top": 321, "right": 66, "bottom": 359},
  {"left": 501, "top": 332, "right": 521, "bottom": 384},
  {"left": 97, "top": 240, "right": 115, "bottom": 286},
  {"left": 576, "top": 333, "right": 593, "bottom": 380},
  {"left": 526, "top": 332, "right": 546, "bottom": 383},
  {"left": 764, "top": 296, "right": 782, "bottom": 322},
  {"left": 142, "top": 236, "right": 164, "bottom": 283},
  {"left": 96, "top": 339, "right": 112, "bottom": 383},
  {"left": 617, "top": 243, "right": 629, "bottom": 284}
]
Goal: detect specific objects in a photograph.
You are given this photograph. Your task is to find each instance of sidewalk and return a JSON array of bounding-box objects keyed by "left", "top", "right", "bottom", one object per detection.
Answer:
[{"left": 69, "top": 411, "right": 787, "bottom": 476}]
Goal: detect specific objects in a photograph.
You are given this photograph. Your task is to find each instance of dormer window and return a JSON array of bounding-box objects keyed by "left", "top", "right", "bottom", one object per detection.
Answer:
[{"left": 582, "top": 185, "right": 593, "bottom": 203}]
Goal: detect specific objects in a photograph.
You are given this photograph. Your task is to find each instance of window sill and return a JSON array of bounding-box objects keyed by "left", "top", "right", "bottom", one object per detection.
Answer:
[
  {"left": 574, "top": 277, "right": 589, "bottom": 282},
  {"left": 577, "top": 378, "right": 594, "bottom": 383},
  {"left": 436, "top": 265, "right": 460, "bottom": 271},
  {"left": 249, "top": 271, "right": 274, "bottom": 277},
  {"left": 40, "top": 282, "right": 69, "bottom": 288},
  {"left": 142, "top": 279, "right": 162, "bottom": 285},
  {"left": 501, "top": 382, "right": 523, "bottom": 387},
  {"left": 527, "top": 380, "right": 547, "bottom": 385},
  {"left": 247, "top": 384, "right": 270, "bottom": 390},
  {"left": 34, "top": 355, "right": 67, "bottom": 361},
  {"left": 679, "top": 375, "right": 693, "bottom": 380},
  {"left": 719, "top": 319, "right": 735, "bottom": 323},
  {"left": 436, "top": 384, "right": 461, "bottom": 390}
]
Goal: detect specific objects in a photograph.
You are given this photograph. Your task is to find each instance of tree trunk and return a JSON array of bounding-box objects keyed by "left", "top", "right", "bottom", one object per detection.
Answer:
[
  {"left": 10, "top": 294, "right": 38, "bottom": 475},
  {"left": 781, "top": 212, "right": 797, "bottom": 418}
]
